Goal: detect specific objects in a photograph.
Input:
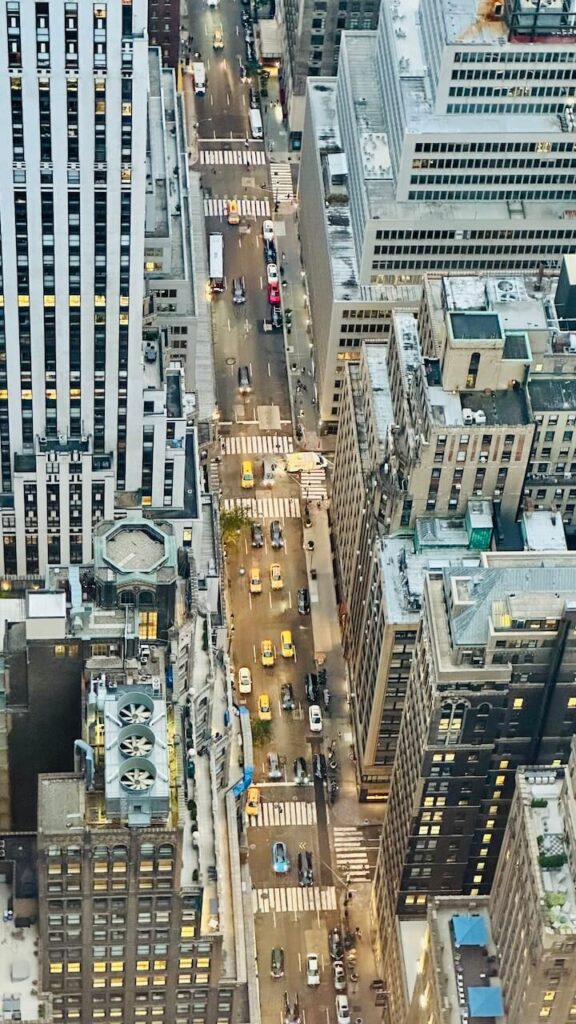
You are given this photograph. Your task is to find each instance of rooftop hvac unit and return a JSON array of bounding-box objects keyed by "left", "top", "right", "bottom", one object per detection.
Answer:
[{"left": 104, "top": 688, "right": 170, "bottom": 824}]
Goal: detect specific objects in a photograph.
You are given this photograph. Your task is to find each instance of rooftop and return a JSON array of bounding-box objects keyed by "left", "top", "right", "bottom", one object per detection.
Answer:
[
  {"left": 38, "top": 774, "right": 85, "bottom": 833},
  {"left": 521, "top": 510, "right": 568, "bottom": 552},
  {"left": 0, "top": 877, "right": 41, "bottom": 1023},
  {"left": 380, "top": 534, "right": 480, "bottom": 624},
  {"left": 529, "top": 377, "right": 576, "bottom": 411},
  {"left": 364, "top": 345, "right": 393, "bottom": 448},
  {"left": 105, "top": 526, "right": 167, "bottom": 574},
  {"left": 518, "top": 767, "right": 576, "bottom": 935},
  {"left": 426, "top": 898, "right": 505, "bottom": 1024},
  {"left": 442, "top": 562, "right": 576, "bottom": 646}
]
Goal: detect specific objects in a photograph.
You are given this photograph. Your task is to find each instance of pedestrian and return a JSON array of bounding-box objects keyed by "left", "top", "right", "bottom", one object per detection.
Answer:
[
  {"left": 244, "top": 137, "right": 249, "bottom": 148},
  {"left": 245, "top": 161, "right": 250, "bottom": 170},
  {"left": 264, "top": 104, "right": 268, "bottom": 113},
  {"left": 338, "top": 729, "right": 342, "bottom": 740},
  {"left": 213, "top": 167, "right": 216, "bottom": 175},
  {"left": 283, "top": 253, "right": 287, "bottom": 262}
]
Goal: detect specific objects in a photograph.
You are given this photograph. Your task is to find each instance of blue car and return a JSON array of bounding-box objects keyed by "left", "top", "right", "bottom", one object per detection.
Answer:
[{"left": 272, "top": 841, "right": 290, "bottom": 874}]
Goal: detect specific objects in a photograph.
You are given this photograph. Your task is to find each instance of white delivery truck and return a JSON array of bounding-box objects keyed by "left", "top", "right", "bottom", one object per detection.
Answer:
[
  {"left": 192, "top": 62, "right": 206, "bottom": 96},
  {"left": 249, "top": 108, "right": 263, "bottom": 140}
]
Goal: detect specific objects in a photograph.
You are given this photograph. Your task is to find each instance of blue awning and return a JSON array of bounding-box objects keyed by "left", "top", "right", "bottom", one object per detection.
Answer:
[
  {"left": 452, "top": 914, "right": 488, "bottom": 947},
  {"left": 468, "top": 986, "right": 504, "bottom": 1018}
]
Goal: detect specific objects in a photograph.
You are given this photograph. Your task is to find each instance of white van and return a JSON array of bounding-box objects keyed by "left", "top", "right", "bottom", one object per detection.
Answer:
[{"left": 249, "top": 108, "right": 263, "bottom": 140}]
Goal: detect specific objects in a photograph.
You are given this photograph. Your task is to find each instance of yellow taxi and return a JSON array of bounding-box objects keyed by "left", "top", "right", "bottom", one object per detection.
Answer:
[
  {"left": 269, "top": 563, "right": 283, "bottom": 591},
  {"left": 258, "top": 693, "right": 272, "bottom": 721},
  {"left": 227, "top": 198, "right": 240, "bottom": 225},
  {"left": 280, "top": 630, "right": 294, "bottom": 659},
  {"left": 249, "top": 566, "right": 262, "bottom": 594},
  {"left": 260, "top": 640, "right": 275, "bottom": 667},
  {"left": 213, "top": 28, "right": 224, "bottom": 49},
  {"left": 241, "top": 460, "right": 254, "bottom": 489},
  {"left": 246, "top": 785, "right": 260, "bottom": 817}
]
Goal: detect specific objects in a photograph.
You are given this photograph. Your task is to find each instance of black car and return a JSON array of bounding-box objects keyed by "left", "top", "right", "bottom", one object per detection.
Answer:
[
  {"left": 264, "top": 239, "right": 277, "bottom": 264},
  {"left": 271, "top": 306, "right": 283, "bottom": 329},
  {"left": 245, "top": 42, "right": 255, "bottom": 61},
  {"left": 313, "top": 752, "right": 327, "bottom": 780},
  {"left": 249, "top": 87, "right": 260, "bottom": 109},
  {"left": 251, "top": 522, "right": 264, "bottom": 548},
  {"left": 297, "top": 588, "right": 310, "bottom": 614},
  {"left": 238, "top": 365, "right": 252, "bottom": 392},
  {"left": 305, "top": 672, "right": 319, "bottom": 703},
  {"left": 293, "top": 756, "right": 309, "bottom": 785},
  {"left": 297, "top": 851, "right": 313, "bottom": 887},
  {"left": 281, "top": 683, "right": 296, "bottom": 711},
  {"left": 270, "top": 520, "right": 283, "bottom": 548},
  {"left": 329, "top": 928, "right": 344, "bottom": 960}
]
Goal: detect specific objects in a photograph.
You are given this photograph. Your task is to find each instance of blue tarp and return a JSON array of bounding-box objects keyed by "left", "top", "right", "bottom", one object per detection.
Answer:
[
  {"left": 452, "top": 914, "right": 488, "bottom": 947},
  {"left": 468, "top": 986, "right": 504, "bottom": 1018}
]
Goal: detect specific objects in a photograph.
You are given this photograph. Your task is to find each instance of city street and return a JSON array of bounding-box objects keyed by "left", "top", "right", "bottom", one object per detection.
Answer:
[{"left": 183, "top": 2, "right": 385, "bottom": 1021}]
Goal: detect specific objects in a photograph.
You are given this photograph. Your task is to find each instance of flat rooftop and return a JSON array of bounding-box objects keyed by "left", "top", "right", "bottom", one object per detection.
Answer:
[
  {"left": 450, "top": 311, "right": 502, "bottom": 341},
  {"left": 518, "top": 768, "right": 576, "bottom": 935},
  {"left": 38, "top": 774, "right": 85, "bottom": 833},
  {"left": 380, "top": 535, "right": 480, "bottom": 623},
  {"left": 522, "top": 510, "right": 567, "bottom": 552},
  {"left": 0, "top": 878, "right": 40, "bottom": 1022},
  {"left": 430, "top": 899, "right": 504, "bottom": 1024},
  {"left": 529, "top": 377, "right": 576, "bottom": 411},
  {"left": 105, "top": 526, "right": 167, "bottom": 573},
  {"left": 459, "top": 387, "right": 531, "bottom": 426},
  {"left": 364, "top": 346, "right": 393, "bottom": 448}
]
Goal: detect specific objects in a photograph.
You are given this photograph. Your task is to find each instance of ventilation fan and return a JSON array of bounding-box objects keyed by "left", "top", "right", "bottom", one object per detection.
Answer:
[
  {"left": 118, "top": 701, "right": 152, "bottom": 725},
  {"left": 119, "top": 732, "right": 153, "bottom": 758},
  {"left": 120, "top": 763, "right": 156, "bottom": 791}
]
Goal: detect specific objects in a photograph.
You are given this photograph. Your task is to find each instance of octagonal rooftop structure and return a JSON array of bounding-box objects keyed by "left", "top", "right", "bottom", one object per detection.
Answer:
[{"left": 93, "top": 517, "right": 179, "bottom": 586}]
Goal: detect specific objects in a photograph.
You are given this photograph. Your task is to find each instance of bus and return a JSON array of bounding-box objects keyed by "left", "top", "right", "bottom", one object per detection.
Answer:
[
  {"left": 192, "top": 62, "right": 206, "bottom": 96},
  {"left": 208, "top": 232, "right": 225, "bottom": 294}
]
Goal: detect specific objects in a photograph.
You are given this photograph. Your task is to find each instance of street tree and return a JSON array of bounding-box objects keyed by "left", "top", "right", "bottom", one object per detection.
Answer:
[
  {"left": 251, "top": 719, "right": 272, "bottom": 747},
  {"left": 220, "top": 506, "right": 252, "bottom": 545}
]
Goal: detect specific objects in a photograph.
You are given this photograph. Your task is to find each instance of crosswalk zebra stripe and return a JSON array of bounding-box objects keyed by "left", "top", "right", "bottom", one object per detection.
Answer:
[
  {"left": 222, "top": 496, "right": 301, "bottom": 519},
  {"left": 203, "top": 198, "right": 271, "bottom": 218},
  {"left": 269, "top": 161, "right": 294, "bottom": 201},
  {"left": 200, "top": 148, "right": 267, "bottom": 165},
  {"left": 224, "top": 435, "right": 294, "bottom": 455},
  {"left": 252, "top": 886, "right": 337, "bottom": 914},
  {"left": 248, "top": 800, "right": 317, "bottom": 827}
]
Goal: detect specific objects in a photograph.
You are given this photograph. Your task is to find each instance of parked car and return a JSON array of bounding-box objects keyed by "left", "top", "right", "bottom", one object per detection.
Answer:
[
  {"left": 238, "top": 667, "right": 252, "bottom": 693},
  {"left": 271, "top": 306, "right": 283, "bottom": 330},
  {"left": 298, "top": 851, "right": 313, "bottom": 887},
  {"left": 232, "top": 276, "right": 246, "bottom": 303},
  {"left": 264, "top": 239, "right": 277, "bottom": 263},
  {"left": 268, "top": 282, "right": 281, "bottom": 306},
  {"left": 249, "top": 87, "right": 260, "bottom": 109},
  {"left": 305, "top": 672, "right": 319, "bottom": 703},
  {"left": 281, "top": 683, "right": 296, "bottom": 711},
  {"left": 271, "top": 946, "right": 285, "bottom": 978},
  {"left": 251, "top": 522, "right": 264, "bottom": 548},
  {"left": 262, "top": 219, "right": 275, "bottom": 241},
  {"left": 306, "top": 953, "right": 320, "bottom": 986},
  {"left": 333, "top": 961, "right": 347, "bottom": 992},
  {"left": 329, "top": 929, "right": 344, "bottom": 961},
  {"left": 335, "top": 995, "right": 350, "bottom": 1024},
  {"left": 272, "top": 841, "right": 290, "bottom": 874},
  {"left": 293, "top": 756, "right": 310, "bottom": 785},
  {"left": 270, "top": 520, "right": 283, "bottom": 548},
  {"left": 298, "top": 588, "right": 310, "bottom": 614},
  {"left": 308, "top": 704, "right": 323, "bottom": 733},
  {"left": 267, "top": 263, "right": 279, "bottom": 285},
  {"left": 313, "top": 752, "right": 327, "bottom": 780}
]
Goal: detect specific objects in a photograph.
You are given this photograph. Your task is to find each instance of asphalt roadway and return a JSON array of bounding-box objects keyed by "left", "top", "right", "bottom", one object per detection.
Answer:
[{"left": 184, "top": 3, "right": 376, "bottom": 1022}]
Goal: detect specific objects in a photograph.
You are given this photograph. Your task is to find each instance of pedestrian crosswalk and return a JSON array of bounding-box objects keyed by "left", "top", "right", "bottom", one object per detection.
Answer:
[
  {"left": 204, "top": 198, "right": 271, "bottom": 218},
  {"left": 252, "top": 886, "right": 337, "bottom": 914},
  {"left": 248, "top": 800, "right": 317, "bottom": 828},
  {"left": 209, "top": 459, "right": 221, "bottom": 493},
  {"left": 223, "top": 434, "right": 293, "bottom": 456},
  {"left": 333, "top": 827, "right": 374, "bottom": 883},
  {"left": 200, "top": 148, "right": 267, "bottom": 166},
  {"left": 222, "top": 496, "right": 301, "bottom": 519},
  {"left": 301, "top": 468, "right": 327, "bottom": 501},
  {"left": 270, "top": 162, "right": 294, "bottom": 203}
]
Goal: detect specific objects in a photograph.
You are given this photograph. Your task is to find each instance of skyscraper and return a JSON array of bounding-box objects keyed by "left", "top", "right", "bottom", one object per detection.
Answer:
[
  {"left": 299, "top": 0, "right": 576, "bottom": 429},
  {"left": 0, "top": 1, "right": 148, "bottom": 573}
]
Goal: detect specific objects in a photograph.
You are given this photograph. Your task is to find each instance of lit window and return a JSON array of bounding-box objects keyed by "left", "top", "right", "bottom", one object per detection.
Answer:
[
  {"left": 136, "top": 961, "right": 149, "bottom": 972},
  {"left": 470, "top": 888, "right": 479, "bottom": 896},
  {"left": 50, "top": 963, "right": 63, "bottom": 974},
  {"left": 54, "top": 645, "right": 66, "bottom": 656},
  {"left": 499, "top": 759, "right": 509, "bottom": 769},
  {"left": 496, "top": 774, "right": 505, "bottom": 785},
  {"left": 482, "top": 834, "right": 492, "bottom": 844},
  {"left": 486, "top": 819, "right": 495, "bottom": 829},
  {"left": 513, "top": 698, "right": 524, "bottom": 709},
  {"left": 405, "top": 895, "right": 415, "bottom": 905},
  {"left": 473, "top": 875, "right": 483, "bottom": 884},
  {"left": 568, "top": 697, "right": 576, "bottom": 708},
  {"left": 93, "top": 963, "right": 106, "bottom": 974},
  {"left": 544, "top": 992, "right": 556, "bottom": 1002},
  {"left": 110, "top": 961, "right": 124, "bottom": 973},
  {"left": 540, "top": 1010, "right": 551, "bottom": 1018},
  {"left": 67, "top": 962, "right": 81, "bottom": 973}
]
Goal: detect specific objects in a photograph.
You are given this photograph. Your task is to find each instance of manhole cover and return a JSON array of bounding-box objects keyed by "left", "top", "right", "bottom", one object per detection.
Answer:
[{"left": 226, "top": 357, "right": 236, "bottom": 366}]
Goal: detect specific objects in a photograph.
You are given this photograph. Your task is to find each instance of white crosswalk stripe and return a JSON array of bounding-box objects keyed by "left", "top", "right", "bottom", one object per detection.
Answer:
[
  {"left": 224, "top": 435, "right": 294, "bottom": 455},
  {"left": 301, "top": 468, "right": 327, "bottom": 501},
  {"left": 200, "top": 148, "right": 267, "bottom": 165},
  {"left": 222, "top": 496, "right": 301, "bottom": 519},
  {"left": 269, "top": 161, "right": 294, "bottom": 202},
  {"left": 247, "top": 800, "right": 317, "bottom": 828},
  {"left": 332, "top": 827, "right": 373, "bottom": 882},
  {"left": 253, "top": 885, "right": 337, "bottom": 914},
  {"left": 203, "top": 197, "right": 271, "bottom": 218}
]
